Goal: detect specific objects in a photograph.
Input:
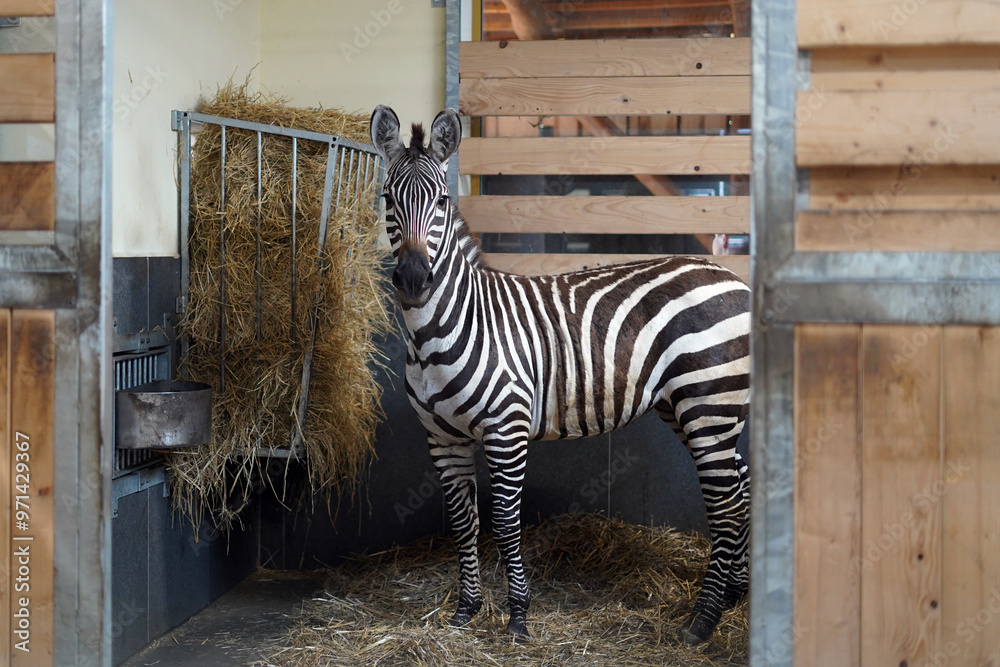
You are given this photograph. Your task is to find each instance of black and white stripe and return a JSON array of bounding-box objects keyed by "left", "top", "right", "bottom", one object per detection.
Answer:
[{"left": 370, "top": 105, "right": 750, "bottom": 644}]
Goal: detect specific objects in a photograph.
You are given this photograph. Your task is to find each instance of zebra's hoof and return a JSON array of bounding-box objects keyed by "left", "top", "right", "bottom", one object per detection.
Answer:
[
  {"left": 448, "top": 610, "right": 475, "bottom": 628},
  {"left": 678, "top": 610, "right": 718, "bottom": 645},
  {"left": 507, "top": 615, "right": 531, "bottom": 642}
]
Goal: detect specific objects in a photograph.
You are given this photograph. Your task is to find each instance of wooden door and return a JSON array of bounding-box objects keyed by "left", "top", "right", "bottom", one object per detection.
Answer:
[
  {"left": 751, "top": 0, "right": 1000, "bottom": 665},
  {"left": 0, "top": 0, "right": 112, "bottom": 664}
]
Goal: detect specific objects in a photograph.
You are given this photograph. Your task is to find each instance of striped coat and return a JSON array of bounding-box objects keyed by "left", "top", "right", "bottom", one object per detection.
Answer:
[{"left": 371, "top": 105, "right": 750, "bottom": 644}]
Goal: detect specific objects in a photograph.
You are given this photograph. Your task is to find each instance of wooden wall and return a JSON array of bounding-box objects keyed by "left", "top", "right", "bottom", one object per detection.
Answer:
[
  {"left": 0, "top": 0, "right": 58, "bottom": 664},
  {"left": 458, "top": 37, "right": 751, "bottom": 281},
  {"left": 791, "top": 2, "right": 1000, "bottom": 665}
]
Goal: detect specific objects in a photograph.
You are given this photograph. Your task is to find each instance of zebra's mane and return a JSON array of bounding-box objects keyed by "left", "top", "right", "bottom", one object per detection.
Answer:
[
  {"left": 409, "top": 123, "right": 426, "bottom": 153},
  {"left": 451, "top": 207, "right": 489, "bottom": 271},
  {"left": 405, "top": 124, "right": 490, "bottom": 272}
]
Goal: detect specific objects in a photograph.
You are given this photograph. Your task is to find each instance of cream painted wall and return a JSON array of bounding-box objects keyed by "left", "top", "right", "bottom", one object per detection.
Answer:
[
  {"left": 111, "top": 0, "right": 445, "bottom": 257},
  {"left": 112, "top": 0, "right": 261, "bottom": 257},
  {"left": 258, "top": 0, "right": 446, "bottom": 140}
]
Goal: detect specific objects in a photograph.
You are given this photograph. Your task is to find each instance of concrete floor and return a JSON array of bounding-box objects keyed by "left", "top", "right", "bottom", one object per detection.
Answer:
[{"left": 119, "top": 570, "right": 327, "bottom": 667}]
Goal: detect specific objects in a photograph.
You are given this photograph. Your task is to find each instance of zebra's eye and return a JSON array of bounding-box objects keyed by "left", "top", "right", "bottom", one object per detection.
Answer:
[
  {"left": 436, "top": 195, "right": 449, "bottom": 208},
  {"left": 382, "top": 193, "right": 394, "bottom": 208}
]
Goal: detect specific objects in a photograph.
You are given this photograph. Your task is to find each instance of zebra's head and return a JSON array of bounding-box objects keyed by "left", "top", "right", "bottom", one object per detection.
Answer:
[{"left": 370, "top": 105, "right": 462, "bottom": 307}]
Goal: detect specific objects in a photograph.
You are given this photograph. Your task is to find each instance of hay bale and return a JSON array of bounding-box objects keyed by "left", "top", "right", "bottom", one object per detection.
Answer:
[
  {"left": 255, "top": 514, "right": 749, "bottom": 666},
  {"left": 169, "top": 82, "right": 392, "bottom": 530}
]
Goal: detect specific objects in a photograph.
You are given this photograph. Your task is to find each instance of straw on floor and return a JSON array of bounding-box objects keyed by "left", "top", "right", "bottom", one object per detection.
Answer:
[
  {"left": 169, "top": 82, "right": 392, "bottom": 530},
  {"left": 255, "top": 514, "right": 749, "bottom": 666}
]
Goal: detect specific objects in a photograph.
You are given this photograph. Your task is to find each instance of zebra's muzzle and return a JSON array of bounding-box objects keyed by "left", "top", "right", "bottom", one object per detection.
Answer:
[{"left": 392, "top": 247, "right": 433, "bottom": 306}]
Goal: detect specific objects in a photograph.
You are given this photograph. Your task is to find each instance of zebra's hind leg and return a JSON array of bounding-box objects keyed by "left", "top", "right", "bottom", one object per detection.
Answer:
[
  {"left": 722, "top": 448, "right": 751, "bottom": 607},
  {"left": 658, "top": 404, "right": 749, "bottom": 644},
  {"left": 483, "top": 432, "right": 531, "bottom": 640},
  {"left": 429, "top": 437, "right": 483, "bottom": 627}
]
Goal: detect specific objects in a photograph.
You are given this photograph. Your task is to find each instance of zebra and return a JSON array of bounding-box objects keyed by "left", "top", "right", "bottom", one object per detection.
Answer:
[{"left": 369, "top": 105, "right": 751, "bottom": 644}]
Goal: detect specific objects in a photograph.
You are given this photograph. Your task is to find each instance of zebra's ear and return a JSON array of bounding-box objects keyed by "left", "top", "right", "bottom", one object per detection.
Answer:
[
  {"left": 428, "top": 108, "right": 462, "bottom": 167},
  {"left": 370, "top": 105, "right": 405, "bottom": 163}
]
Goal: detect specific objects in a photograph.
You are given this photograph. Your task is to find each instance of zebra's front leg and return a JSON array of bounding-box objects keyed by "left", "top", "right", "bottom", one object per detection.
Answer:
[
  {"left": 429, "top": 436, "right": 483, "bottom": 627},
  {"left": 483, "top": 432, "right": 531, "bottom": 640}
]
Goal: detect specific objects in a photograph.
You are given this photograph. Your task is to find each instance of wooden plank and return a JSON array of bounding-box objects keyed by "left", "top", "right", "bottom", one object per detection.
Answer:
[
  {"left": 797, "top": 89, "right": 1000, "bottom": 167},
  {"left": 0, "top": 311, "right": 10, "bottom": 662},
  {"left": 459, "top": 37, "right": 751, "bottom": 78},
  {"left": 811, "top": 45, "right": 1000, "bottom": 91},
  {"left": 860, "top": 325, "right": 942, "bottom": 667},
  {"left": 798, "top": 0, "right": 1000, "bottom": 47},
  {"left": 794, "top": 324, "right": 861, "bottom": 667},
  {"left": 941, "top": 326, "right": 1000, "bottom": 666},
  {"left": 0, "top": 0, "right": 54, "bottom": 15},
  {"left": 460, "top": 195, "right": 750, "bottom": 235},
  {"left": 10, "top": 310, "right": 54, "bottom": 667},
  {"left": 459, "top": 135, "right": 751, "bottom": 175},
  {"left": 0, "top": 54, "right": 55, "bottom": 124},
  {"left": 0, "top": 164, "right": 55, "bottom": 232},
  {"left": 484, "top": 252, "right": 749, "bottom": 281},
  {"left": 795, "top": 210, "right": 1000, "bottom": 251},
  {"left": 809, "top": 166, "right": 1000, "bottom": 211},
  {"left": 460, "top": 75, "right": 751, "bottom": 116},
  {"left": 484, "top": 8, "right": 736, "bottom": 35}
]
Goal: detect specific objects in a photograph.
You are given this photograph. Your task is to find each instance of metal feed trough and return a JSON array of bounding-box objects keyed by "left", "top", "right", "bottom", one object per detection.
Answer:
[{"left": 171, "top": 110, "right": 382, "bottom": 457}]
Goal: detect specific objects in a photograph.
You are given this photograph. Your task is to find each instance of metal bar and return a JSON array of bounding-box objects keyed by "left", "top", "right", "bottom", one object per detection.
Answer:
[
  {"left": 292, "top": 140, "right": 340, "bottom": 456},
  {"left": 0, "top": 244, "right": 72, "bottom": 272},
  {"left": 762, "top": 280, "right": 1000, "bottom": 325},
  {"left": 749, "top": 0, "right": 797, "bottom": 663},
  {"left": 0, "top": 271, "right": 77, "bottom": 309},
  {"left": 178, "top": 110, "right": 192, "bottom": 363},
  {"left": 256, "top": 131, "right": 264, "bottom": 448},
  {"left": 749, "top": 322, "right": 796, "bottom": 667},
  {"left": 290, "top": 136, "right": 298, "bottom": 344},
  {"left": 220, "top": 125, "right": 227, "bottom": 393},
  {"left": 445, "top": 0, "right": 461, "bottom": 196},
  {"left": 181, "top": 111, "right": 374, "bottom": 152},
  {"left": 774, "top": 251, "right": 1000, "bottom": 283},
  {"left": 256, "top": 131, "right": 263, "bottom": 346}
]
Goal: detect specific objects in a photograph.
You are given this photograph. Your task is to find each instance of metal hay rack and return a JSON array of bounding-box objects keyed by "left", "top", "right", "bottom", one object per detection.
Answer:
[{"left": 171, "top": 110, "right": 383, "bottom": 458}]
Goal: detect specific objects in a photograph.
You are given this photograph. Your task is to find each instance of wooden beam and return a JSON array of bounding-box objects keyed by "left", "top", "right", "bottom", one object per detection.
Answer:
[
  {"left": 461, "top": 195, "right": 751, "bottom": 234},
  {"left": 809, "top": 165, "right": 1000, "bottom": 211},
  {"left": 794, "top": 324, "right": 861, "bottom": 667},
  {"left": 0, "top": 0, "right": 54, "bottom": 15},
  {"left": 0, "top": 54, "right": 55, "bottom": 123},
  {"left": 811, "top": 45, "right": 1000, "bottom": 91},
  {"left": 485, "top": 7, "right": 734, "bottom": 33},
  {"left": 10, "top": 310, "right": 55, "bottom": 667},
  {"left": 460, "top": 37, "right": 751, "bottom": 78},
  {"left": 795, "top": 210, "right": 1000, "bottom": 252},
  {"left": 796, "top": 89, "right": 1000, "bottom": 167},
  {"left": 484, "top": 0, "right": 738, "bottom": 12},
  {"left": 0, "top": 163, "right": 55, "bottom": 232},
  {"left": 460, "top": 135, "right": 751, "bottom": 175},
  {"left": 484, "top": 252, "right": 749, "bottom": 281},
  {"left": 942, "top": 327, "right": 1000, "bottom": 666},
  {"left": 860, "top": 325, "right": 943, "bottom": 666},
  {"left": 0, "top": 310, "right": 10, "bottom": 661},
  {"left": 798, "top": 0, "right": 1000, "bottom": 47},
  {"left": 460, "top": 75, "right": 751, "bottom": 116}
]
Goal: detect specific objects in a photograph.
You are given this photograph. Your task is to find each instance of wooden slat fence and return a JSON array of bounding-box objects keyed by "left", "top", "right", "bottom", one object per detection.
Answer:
[{"left": 459, "top": 37, "right": 752, "bottom": 281}]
